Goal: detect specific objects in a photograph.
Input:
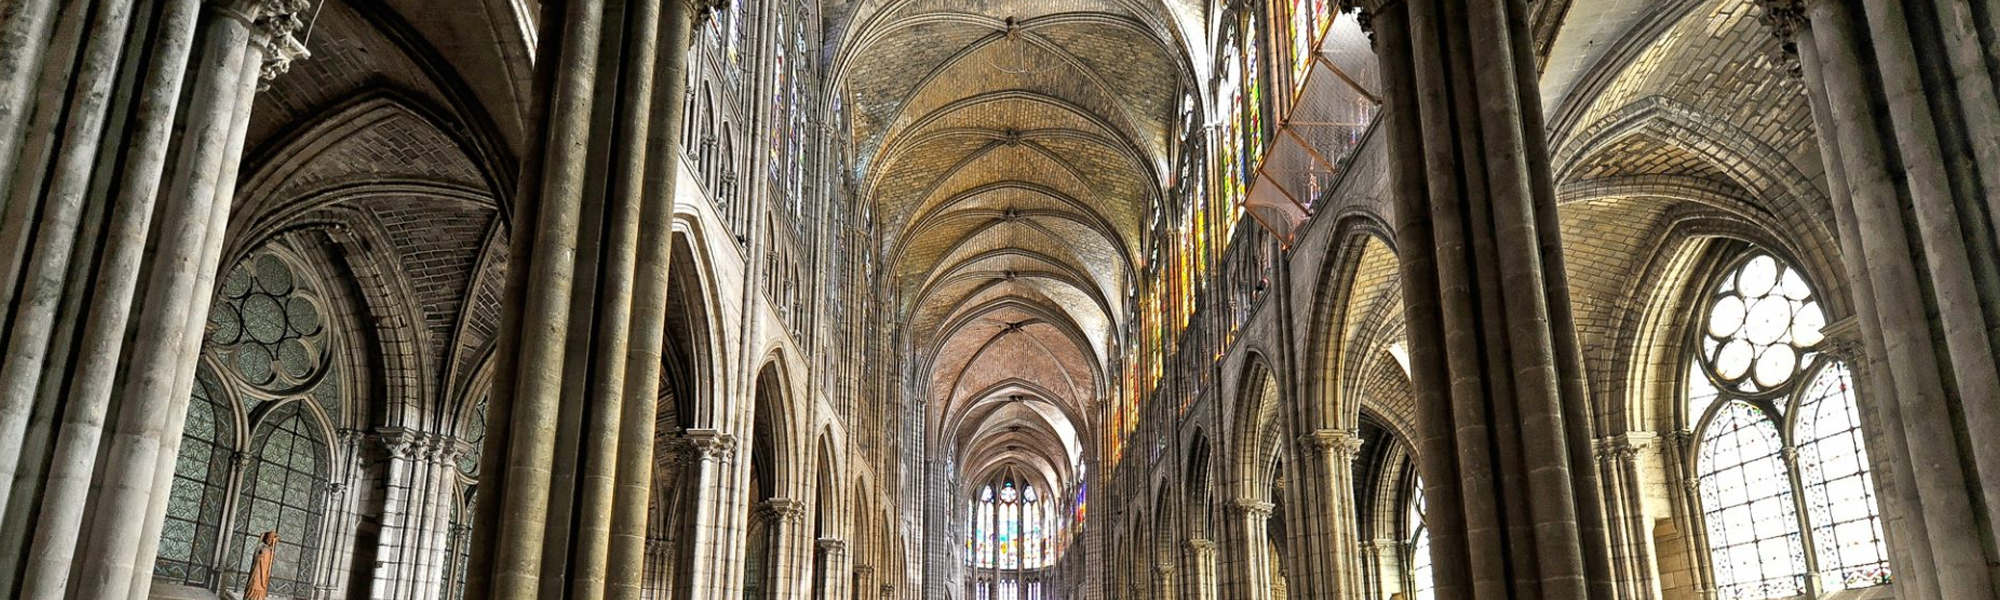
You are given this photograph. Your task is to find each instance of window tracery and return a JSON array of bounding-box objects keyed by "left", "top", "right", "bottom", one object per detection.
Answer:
[
  {"left": 154, "top": 248, "right": 342, "bottom": 598},
  {"left": 1685, "top": 251, "right": 1889, "bottom": 599}
]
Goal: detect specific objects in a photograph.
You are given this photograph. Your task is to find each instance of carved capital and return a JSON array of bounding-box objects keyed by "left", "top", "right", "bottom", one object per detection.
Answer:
[
  {"left": 1756, "top": 0, "right": 1808, "bottom": 78},
  {"left": 1229, "top": 498, "right": 1275, "bottom": 517},
  {"left": 818, "top": 537, "right": 848, "bottom": 554},
  {"left": 1816, "top": 316, "right": 1866, "bottom": 363},
  {"left": 686, "top": 428, "right": 738, "bottom": 463},
  {"left": 1300, "top": 428, "right": 1365, "bottom": 461},
  {"left": 760, "top": 498, "right": 808, "bottom": 523},
  {"left": 249, "top": 0, "right": 313, "bottom": 87},
  {"left": 689, "top": 0, "right": 732, "bottom": 30},
  {"left": 1592, "top": 434, "right": 1647, "bottom": 462},
  {"left": 377, "top": 428, "right": 428, "bottom": 460},
  {"left": 337, "top": 428, "right": 369, "bottom": 447},
  {"left": 1338, "top": 0, "right": 1375, "bottom": 45}
]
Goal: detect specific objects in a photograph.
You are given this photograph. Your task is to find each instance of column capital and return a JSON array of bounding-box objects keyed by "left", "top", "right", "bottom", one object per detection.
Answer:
[
  {"left": 1337, "top": 0, "right": 1376, "bottom": 43},
  {"left": 1755, "top": 0, "right": 1809, "bottom": 78},
  {"left": 689, "top": 0, "right": 733, "bottom": 29},
  {"left": 1185, "top": 538, "right": 1217, "bottom": 551},
  {"left": 760, "top": 497, "right": 808, "bottom": 523},
  {"left": 686, "top": 428, "right": 739, "bottom": 463},
  {"left": 853, "top": 565, "right": 875, "bottom": 576},
  {"left": 1229, "top": 498, "right": 1275, "bottom": 517},
  {"left": 1591, "top": 434, "right": 1649, "bottom": 462},
  {"left": 1816, "top": 316, "right": 1867, "bottom": 363},
  {"left": 818, "top": 537, "right": 848, "bottom": 553},
  {"left": 1299, "top": 428, "right": 1365, "bottom": 461},
  {"left": 241, "top": 0, "right": 313, "bottom": 86}
]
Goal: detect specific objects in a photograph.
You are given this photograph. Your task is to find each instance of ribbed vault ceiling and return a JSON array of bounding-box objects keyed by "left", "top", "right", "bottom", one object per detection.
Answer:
[{"left": 834, "top": 0, "right": 1193, "bottom": 491}]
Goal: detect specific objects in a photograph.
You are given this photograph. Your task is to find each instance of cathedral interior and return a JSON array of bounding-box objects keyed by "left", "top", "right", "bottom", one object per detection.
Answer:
[{"left": 3, "top": 0, "right": 2000, "bottom": 599}]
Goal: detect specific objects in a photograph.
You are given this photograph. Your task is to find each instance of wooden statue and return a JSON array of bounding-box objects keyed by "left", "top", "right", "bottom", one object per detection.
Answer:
[{"left": 245, "top": 531, "right": 279, "bottom": 600}]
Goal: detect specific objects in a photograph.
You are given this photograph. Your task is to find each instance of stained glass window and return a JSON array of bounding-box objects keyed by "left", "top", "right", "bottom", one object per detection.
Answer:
[
  {"left": 1698, "top": 401, "right": 1807, "bottom": 599},
  {"left": 1686, "top": 250, "right": 1887, "bottom": 599},
  {"left": 228, "top": 404, "right": 330, "bottom": 598},
  {"left": 1407, "top": 478, "right": 1433, "bottom": 600},
  {"left": 461, "top": 396, "right": 488, "bottom": 475},
  {"left": 156, "top": 368, "right": 235, "bottom": 586},
  {"left": 1695, "top": 254, "right": 1825, "bottom": 398},
  {"left": 967, "top": 480, "right": 1056, "bottom": 569},
  {"left": 160, "top": 248, "right": 342, "bottom": 596},
  {"left": 1796, "top": 364, "right": 1891, "bottom": 589}
]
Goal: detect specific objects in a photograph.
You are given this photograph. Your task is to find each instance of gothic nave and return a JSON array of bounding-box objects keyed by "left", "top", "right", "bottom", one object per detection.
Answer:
[{"left": 3, "top": 0, "right": 1999, "bottom": 599}]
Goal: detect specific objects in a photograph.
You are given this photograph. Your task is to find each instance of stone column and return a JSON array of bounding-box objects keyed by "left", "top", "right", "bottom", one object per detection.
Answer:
[
  {"left": 682, "top": 429, "right": 737, "bottom": 597},
  {"left": 1757, "top": 1, "right": 2000, "bottom": 597},
  {"left": 1362, "top": 539, "right": 1405, "bottom": 599},
  {"left": 1357, "top": 0, "right": 1617, "bottom": 597},
  {"left": 817, "top": 538, "right": 850, "bottom": 600},
  {"left": 854, "top": 565, "right": 876, "bottom": 600},
  {"left": 372, "top": 430, "right": 429, "bottom": 599},
  {"left": 460, "top": 0, "right": 722, "bottom": 598},
  {"left": 1298, "top": 429, "right": 1365, "bottom": 600},
  {"left": 1153, "top": 563, "right": 1177, "bottom": 600},
  {"left": 758, "top": 498, "right": 810, "bottom": 600},
  {"left": 1592, "top": 435, "right": 1658, "bottom": 600},
  {"left": 0, "top": 1, "right": 308, "bottom": 598},
  {"left": 1184, "top": 538, "right": 1219, "bottom": 600},
  {"left": 1227, "top": 499, "right": 1276, "bottom": 600},
  {"left": 317, "top": 429, "right": 371, "bottom": 600}
]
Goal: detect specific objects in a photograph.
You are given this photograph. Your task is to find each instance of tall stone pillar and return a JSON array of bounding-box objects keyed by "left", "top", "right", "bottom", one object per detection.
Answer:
[
  {"left": 1227, "top": 499, "right": 1276, "bottom": 600},
  {"left": 854, "top": 565, "right": 876, "bottom": 600},
  {"left": 760, "top": 498, "right": 809, "bottom": 600},
  {"left": 1357, "top": 0, "right": 1617, "bottom": 598},
  {"left": 0, "top": 1, "right": 308, "bottom": 598},
  {"left": 817, "top": 538, "right": 850, "bottom": 600},
  {"left": 1298, "top": 429, "right": 1365, "bottom": 600},
  {"left": 681, "top": 429, "right": 738, "bottom": 597},
  {"left": 1758, "top": 1, "right": 2000, "bottom": 597},
  {"left": 1184, "top": 538, "right": 1219, "bottom": 600},
  {"left": 1591, "top": 436, "right": 1658, "bottom": 600},
  {"left": 459, "top": 0, "right": 722, "bottom": 598}
]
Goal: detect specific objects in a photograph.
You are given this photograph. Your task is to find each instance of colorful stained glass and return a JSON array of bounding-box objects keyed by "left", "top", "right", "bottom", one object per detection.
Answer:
[{"left": 1289, "top": 0, "right": 1333, "bottom": 94}]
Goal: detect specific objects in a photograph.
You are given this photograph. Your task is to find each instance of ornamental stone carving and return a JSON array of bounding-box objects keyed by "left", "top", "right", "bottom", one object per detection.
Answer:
[{"left": 249, "top": 0, "right": 313, "bottom": 86}]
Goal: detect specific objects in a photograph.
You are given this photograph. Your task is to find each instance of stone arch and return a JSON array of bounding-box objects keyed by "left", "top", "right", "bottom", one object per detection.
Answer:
[
  {"left": 1303, "top": 215, "right": 1402, "bottom": 435},
  {"left": 1233, "top": 354, "right": 1288, "bottom": 503},
  {"left": 1183, "top": 429, "right": 1214, "bottom": 541}
]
